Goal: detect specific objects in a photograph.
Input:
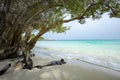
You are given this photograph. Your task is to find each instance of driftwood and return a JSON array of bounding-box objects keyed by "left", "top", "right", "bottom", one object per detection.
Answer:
[
  {"left": 34, "top": 58, "right": 66, "bottom": 69},
  {"left": 0, "top": 58, "right": 66, "bottom": 76},
  {"left": 0, "top": 63, "right": 11, "bottom": 76}
]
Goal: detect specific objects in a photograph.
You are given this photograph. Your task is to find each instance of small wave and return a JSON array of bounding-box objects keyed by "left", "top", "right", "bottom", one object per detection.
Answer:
[
  {"left": 33, "top": 47, "right": 120, "bottom": 72},
  {"left": 57, "top": 53, "right": 120, "bottom": 72}
]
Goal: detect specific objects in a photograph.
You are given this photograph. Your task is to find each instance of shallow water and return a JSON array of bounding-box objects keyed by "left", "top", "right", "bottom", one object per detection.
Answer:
[{"left": 35, "top": 40, "right": 120, "bottom": 71}]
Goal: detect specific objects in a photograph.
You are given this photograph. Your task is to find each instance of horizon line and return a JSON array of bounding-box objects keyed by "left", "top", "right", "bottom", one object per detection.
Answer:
[{"left": 41, "top": 39, "right": 120, "bottom": 41}]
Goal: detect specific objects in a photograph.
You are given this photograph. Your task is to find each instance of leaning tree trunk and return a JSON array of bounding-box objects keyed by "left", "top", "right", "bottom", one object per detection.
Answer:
[
  {"left": 29, "top": 27, "right": 49, "bottom": 49},
  {"left": 28, "top": 22, "right": 57, "bottom": 50}
]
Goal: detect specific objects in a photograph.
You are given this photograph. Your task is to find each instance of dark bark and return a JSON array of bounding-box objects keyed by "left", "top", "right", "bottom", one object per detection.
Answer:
[{"left": 0, "top": 0, "right": 11, "bottom": 35}]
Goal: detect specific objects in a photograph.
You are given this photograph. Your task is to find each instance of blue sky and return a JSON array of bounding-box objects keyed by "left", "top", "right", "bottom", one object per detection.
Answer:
[{"left": 43, "top": 13, "right": 120, "bottom": 40}]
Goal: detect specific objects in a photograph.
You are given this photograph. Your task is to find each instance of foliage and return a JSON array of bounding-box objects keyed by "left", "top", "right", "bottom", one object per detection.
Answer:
[{"left": 0, "top": 0, "right": 120, "bottom": 60}]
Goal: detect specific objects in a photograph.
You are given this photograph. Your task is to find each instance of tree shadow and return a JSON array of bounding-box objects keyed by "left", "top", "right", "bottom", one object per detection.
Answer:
[{"left": 0, "top": 65, "right": 69, "bottom": 80}]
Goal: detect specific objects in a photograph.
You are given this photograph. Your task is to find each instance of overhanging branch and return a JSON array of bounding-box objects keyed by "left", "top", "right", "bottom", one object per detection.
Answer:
[{"left": 63, "top": 3, "right": 96, "bottom": 23}]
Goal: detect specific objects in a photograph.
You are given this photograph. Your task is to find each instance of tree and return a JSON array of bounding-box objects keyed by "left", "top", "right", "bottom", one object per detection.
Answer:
[{"left": 0, "top": 0, "right": 120, "bottom": 68}]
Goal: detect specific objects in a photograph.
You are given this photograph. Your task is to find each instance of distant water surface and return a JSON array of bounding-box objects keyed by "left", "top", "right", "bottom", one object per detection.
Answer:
[{"left": 35, "top": 40, "right": 120, "bottom": 71}]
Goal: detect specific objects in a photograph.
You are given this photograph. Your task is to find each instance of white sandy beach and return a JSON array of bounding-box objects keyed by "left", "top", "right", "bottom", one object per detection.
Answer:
[{"left": 0, "top": 56, "right": 120, "bottom": 80}]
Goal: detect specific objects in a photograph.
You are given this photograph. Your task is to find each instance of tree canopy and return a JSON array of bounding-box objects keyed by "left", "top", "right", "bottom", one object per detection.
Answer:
[{"left": 0, "top": 0, "right": 120, "bottom": 65}]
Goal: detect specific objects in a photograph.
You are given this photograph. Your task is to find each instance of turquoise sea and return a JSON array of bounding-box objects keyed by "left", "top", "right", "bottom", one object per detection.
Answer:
[{"left": 35, "top": 40, "right": 120, "bottom": 71}]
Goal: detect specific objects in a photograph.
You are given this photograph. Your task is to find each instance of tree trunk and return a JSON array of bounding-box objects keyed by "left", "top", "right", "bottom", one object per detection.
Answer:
[
  {"left": 0, "top": 0, "right": 11, "bottom": 36},
  {"left": 20, "top": 41, "right": 33, "bottom": 69},
  {"left": 29, "top": 27, "right": 49, "bottom": 49}
]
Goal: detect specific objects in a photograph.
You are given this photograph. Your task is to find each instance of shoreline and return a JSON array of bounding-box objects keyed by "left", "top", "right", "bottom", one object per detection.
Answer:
[{"left": 33, "top": 47, "right": 120, "bottom": 72}]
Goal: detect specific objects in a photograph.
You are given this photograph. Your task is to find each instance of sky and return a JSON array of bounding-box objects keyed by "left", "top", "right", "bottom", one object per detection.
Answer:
[{"left": 43, "top": 13, "right": 120, "bottom": 40}]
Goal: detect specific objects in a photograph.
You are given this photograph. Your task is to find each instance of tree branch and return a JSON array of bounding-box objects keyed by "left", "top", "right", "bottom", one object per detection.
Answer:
[
  {"left": 28, "top": 21, "right": 60, "bottom": 49},
  {"left": 63, "top": 3, "right": 96, "bottom": 23},
  {"left": 105, "top": 4, "right": 116, "bottom": 15}
]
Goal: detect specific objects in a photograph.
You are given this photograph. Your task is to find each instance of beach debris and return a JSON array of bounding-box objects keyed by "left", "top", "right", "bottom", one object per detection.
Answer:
[
  {"left": 34, "top": 58, "right": 66, "bottom": 69},
  {"left": 33, "top": 65, "right": 42, "bottom": 69},
  {"left": 0, "top": 63, "right": 11, "bottom": 76}
]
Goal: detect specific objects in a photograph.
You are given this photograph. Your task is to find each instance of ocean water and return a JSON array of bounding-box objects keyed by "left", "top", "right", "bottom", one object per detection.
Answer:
[{"left": 35, "top": 40, "right": 120, "bottom": 71}]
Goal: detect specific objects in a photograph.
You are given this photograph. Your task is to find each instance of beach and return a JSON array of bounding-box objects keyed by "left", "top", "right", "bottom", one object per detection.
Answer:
[
  {"left": 0, "top": 0, "right": 120, "bottom": 80},
  {"left": 35, "top": 40, "right": 120, "bottom": 71},
  {"left": 0, "top": 48, "right": 120, "bottom": 80},
  {"left": 1, "top": 40, "right": 120, "bottom": 80}
]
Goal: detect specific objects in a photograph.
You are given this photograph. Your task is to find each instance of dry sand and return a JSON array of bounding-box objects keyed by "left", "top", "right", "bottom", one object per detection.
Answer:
[{"left": 0, "top": 57, "right": 120, "bottom": 80}]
